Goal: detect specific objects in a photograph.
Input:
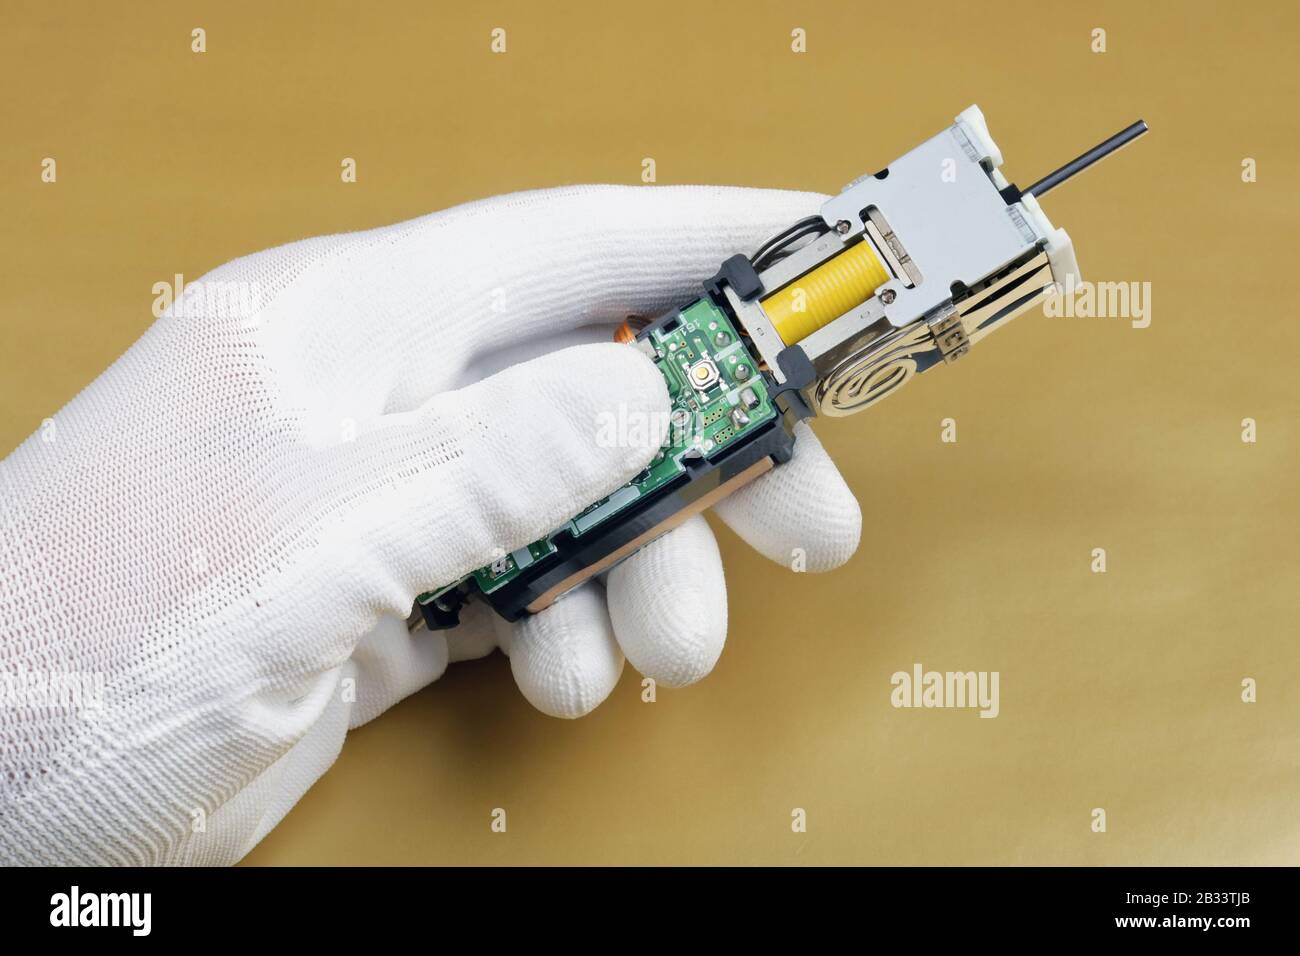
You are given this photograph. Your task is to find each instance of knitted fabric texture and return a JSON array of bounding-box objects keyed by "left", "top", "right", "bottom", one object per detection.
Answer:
[{"left": 0, "top": 186, "right": 860, "bottom": 864}]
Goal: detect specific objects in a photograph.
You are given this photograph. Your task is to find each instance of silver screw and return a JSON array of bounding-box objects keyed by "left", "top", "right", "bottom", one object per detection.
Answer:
[
  {"left": 880, "top": 289, "right": 897, "bottom": 304},
  {"left": 835, "top": 219, "right": 852, "bottom": 234}
]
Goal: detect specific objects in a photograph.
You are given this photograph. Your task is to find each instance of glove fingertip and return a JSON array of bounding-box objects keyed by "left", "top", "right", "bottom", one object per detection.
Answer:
[
  {"left": 508, "top": 585, "right": 624, "bottom": 719},
  {"left": 608, "top": 515, "right": 727, "bottom": 688},
  {"left": 714, "top": 421, "right": 862, "bottom": 573}
]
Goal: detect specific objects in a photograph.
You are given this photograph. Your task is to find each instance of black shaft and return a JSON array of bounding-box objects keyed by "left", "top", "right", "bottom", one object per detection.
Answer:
[{"left": 1024, "top": 120, "right": 1149, "bottom": 198}]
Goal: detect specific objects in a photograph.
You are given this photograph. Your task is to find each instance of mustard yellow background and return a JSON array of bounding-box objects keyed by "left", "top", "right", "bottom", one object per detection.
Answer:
[{"left": 2, "top": 0, "right": 1296, "bottom": 865}]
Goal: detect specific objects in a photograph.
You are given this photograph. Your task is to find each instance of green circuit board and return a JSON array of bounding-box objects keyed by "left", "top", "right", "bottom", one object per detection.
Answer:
[{"left": 418, "top": 297, "right": 775, "bottom": 605}]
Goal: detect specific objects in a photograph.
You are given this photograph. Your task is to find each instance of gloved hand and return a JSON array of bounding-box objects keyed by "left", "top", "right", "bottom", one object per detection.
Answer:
[{"left": 0, "top": 186, "right": 860, "bottom": 865}]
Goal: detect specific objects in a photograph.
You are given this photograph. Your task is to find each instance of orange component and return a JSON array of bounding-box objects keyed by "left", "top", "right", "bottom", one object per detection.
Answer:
[{"left": 613, "top": 320, "right": 637, "bottom": 345}]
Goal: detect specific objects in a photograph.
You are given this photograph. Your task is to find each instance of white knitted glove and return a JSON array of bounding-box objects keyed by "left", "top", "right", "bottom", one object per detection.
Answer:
[{"left": 0, "top": 186, "right": 860, "bottom": 865}]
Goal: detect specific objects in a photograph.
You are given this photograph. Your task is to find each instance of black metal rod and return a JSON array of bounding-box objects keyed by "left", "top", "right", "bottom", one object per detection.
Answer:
[{"left": 1024, "top": 120, "right": 1149, "bottom": 198}]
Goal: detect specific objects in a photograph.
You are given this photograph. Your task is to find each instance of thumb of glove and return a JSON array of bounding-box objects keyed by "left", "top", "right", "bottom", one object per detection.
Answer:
[{"left": 332, "top": 341, "right": 670, "bottom": 617}]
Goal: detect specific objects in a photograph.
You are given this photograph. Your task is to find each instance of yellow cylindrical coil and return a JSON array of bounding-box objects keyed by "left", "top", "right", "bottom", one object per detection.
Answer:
[{"left": 760, "top": 241, "right": 891, "bottom": 345}]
